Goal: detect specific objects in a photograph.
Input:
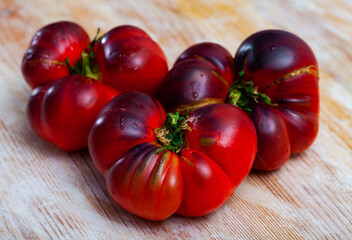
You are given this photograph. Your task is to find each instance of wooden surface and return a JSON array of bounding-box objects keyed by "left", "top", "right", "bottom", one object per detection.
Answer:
[{"left": 1, "top": 0, "right": 352, "bottom": 239}]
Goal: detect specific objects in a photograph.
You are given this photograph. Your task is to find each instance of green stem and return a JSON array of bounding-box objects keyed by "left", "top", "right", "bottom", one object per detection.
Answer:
[
  {"left": 81, "top": 51, "right": 99, "bottom": 80},
  {"left": 155, "top": 112, "right": 190, "bottom": 153},
  {"left": 227, "top": 80, "right": 274, "bottom": 114},
  {"left": 227, "top": 89, "right": 241, "bottom": 106},
  {"left": 64, "top": 28, "right": 102, "bottom": 80}
]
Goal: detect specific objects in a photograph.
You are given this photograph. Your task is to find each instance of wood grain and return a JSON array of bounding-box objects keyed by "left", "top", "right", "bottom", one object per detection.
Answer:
[{"left": 0, "top": 0, "right": 351, "bottom": 239}]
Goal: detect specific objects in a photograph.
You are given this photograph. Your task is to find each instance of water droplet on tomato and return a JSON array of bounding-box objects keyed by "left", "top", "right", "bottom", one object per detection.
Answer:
[
  {"left": 271, "top": 46, "right": 276, "bottom": 50},
  {"left": 192, "top": 92, "right": 198, "bottom": 98},
  {"left": 120, "top": 116, "right": 125, "bottom": 130}
]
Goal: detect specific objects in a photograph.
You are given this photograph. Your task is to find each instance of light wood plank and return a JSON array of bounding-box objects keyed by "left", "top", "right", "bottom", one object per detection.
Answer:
[{"left": 0, "top": 0, "right": 351, "bottom": 239}]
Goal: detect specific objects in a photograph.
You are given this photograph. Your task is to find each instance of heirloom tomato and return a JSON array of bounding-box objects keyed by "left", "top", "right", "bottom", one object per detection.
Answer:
[
  {"left": 157, "top": 42, "right": 235, "bottom": 114},
  {"left": 27, "top": 76, "right": 120, "bottom": 151},
  {"left": 232, "top": 30, "right": 319, "bottom": 170},
  {"left": 88, "top": 92, "right": 257, "bottom": 220},
  {"left": 22, "top": 21, "right": 168, "bottom": 150},
  {"left": 22, "top": 22, "right": 168, "bottom": 94},
  {"left": 157, "top": 30, "right": 319, "bottom": 171},
  {"left": 95, "top": 25, "right": 168, "bottom": 95},
  {"left": 22, "top": 21, "right": 120, "bottom": 151},
  {"left": 21, "top": 21, "right": 90, "bottom": 88}
]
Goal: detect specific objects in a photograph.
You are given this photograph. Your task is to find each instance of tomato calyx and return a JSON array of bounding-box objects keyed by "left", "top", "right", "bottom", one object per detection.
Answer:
[
  {"left": 65, "top": 29, "right": 103, "bottom": 80},
  {"left": 65, "top": 51, "right": 100, "bottom": 80},
  {"left": 227, "top": 71, "right": 274, "bottom": 114},
  {"left": 155, "top": 112, "right": 191, "bottom": 153}
]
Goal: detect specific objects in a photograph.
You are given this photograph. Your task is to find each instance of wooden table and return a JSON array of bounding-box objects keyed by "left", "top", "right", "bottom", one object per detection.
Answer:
[{"left": 1, "top": 0, "right": 351, "bottom": 239}]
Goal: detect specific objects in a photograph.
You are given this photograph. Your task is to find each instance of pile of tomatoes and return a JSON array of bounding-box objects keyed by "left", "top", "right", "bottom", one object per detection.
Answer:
[{"left": 22, "top": 21, "right": 319, "bottom": 221}]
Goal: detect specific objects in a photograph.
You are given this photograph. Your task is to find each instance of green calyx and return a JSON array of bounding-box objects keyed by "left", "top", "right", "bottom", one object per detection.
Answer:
[
  {"left": 65, "top": 28, "right": 102, "bottom": 80},
  {"left": 65, "top": 51, "right": 99, "bottom": 80},
  {"left": 227, "top": 71, "right": 274, "bottom": 114},
  {"left": 155, "top": 112, "right": 191, "bottom": 153}
]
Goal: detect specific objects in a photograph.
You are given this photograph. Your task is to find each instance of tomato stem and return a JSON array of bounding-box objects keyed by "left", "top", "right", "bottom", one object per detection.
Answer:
[
  {"left": 227, "top": 72, "right": 274, "bottom": 114},
  {"left": 65, "top": 50, "right": 99, "bottom": 80},
  {"left": 155, "top": 113, "right": 191, "bottom": 153},
  {"left": 65, "top": 28, "right": 102, "bottom": 80},
  {"left": 90, "top": 28, "right": 103, "bottom": 48},
  {"left": 81, "top": 51, "right": 99, "bottom": 80}
]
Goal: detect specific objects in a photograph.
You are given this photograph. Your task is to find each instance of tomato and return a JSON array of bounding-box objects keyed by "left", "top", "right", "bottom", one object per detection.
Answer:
[
  {"left": 22, "top": 22, "right": 168, "bottom": 150},
  {"left": 233, "top": 30, "right": 319, "bottom": 170},
  {"left": 22, "top": 21, "right": 120, "bottom": 151},
  {"left": 174, "top": 42, "right": 234, "bottom": 82},
  {"left": 27, "top": 76, "right": 120, "bottom": 151},
  {"left": 157, "top": 42, "right": 234, "bottom": 114},
  {"left": 95, "top": 25, "right": 168, "bottom": 95},
  {"left": 22, "top": 22, "right": 168, "bottom": 95},
  {"left": 21, "top": 21, "right": 90, "bottom": 88},
  {"left": 88, "top": 92, "right": 257, "bottom": 220},
  {"left": 157, "top": 30, "right": 319, "bottom": 171}
]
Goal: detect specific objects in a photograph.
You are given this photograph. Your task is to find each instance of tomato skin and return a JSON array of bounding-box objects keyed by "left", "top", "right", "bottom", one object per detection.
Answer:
[
  {"left": 27, "top": 84, "right": 52, "bottom": 142},
  {"left": 21, "top": 21, "right": 90, "bottom": 88},
  {"left": 184, "top": 103, "right": 257, "bottom": 187},
  {"left": 234, "top": 30, "right": 319, "bottom": 170},
  {"left": 250, "top": 103, "right": 290, "bottom": 170},
  {"left": 157, "top": 58, "right": 229, "bottom": 113},
  {"left": 88, "top": 92, "right": 166, "bottom": 173},
  {"left": 157, "top": 43, "right": 234, "bottom": 114},
  {"left": 95, "top": 25, "right": 168, "bottom": 95},
  {"left": 175, "top": 42, "right": 234, "bottom": 83},
  {"left": 105, "top": 143, "right": 183, "bottom": 221},
  {"left": 176, "top": 149, "right": 233, "bottom": 217},
  {"left": 27, "top": 76, "right": 120, "bottom": 151},
  {"left": 88, "top": 92, "right": 257, "bottom": 220},
  {"left": 159, "top": 31, "right": 319, "bottom": 171},
  {"left": 179, "top": 104, "right": 257, "bottom": 217},
  {"left": 233, "top": 30, "right": 317, "bottom": 91},
  {"left": 263, "top": 73, "right": 319, "bottom": 153}
]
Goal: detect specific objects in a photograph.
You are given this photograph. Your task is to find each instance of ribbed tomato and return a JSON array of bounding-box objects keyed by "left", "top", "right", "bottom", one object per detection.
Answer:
[
  {"left": 22, "top": 21, "right": 168, "bottom": 150},
  {"left": 22, "top": 22, "right": 168, "bottom": 95},
  {"left": 88, "top": 92, "right": 257, "bottom": 220},
  {"left": 157, "top": 42, "right": 234, "bottom": 113},
  {"left": 27, "top": 76, "right": 120, "bottom": 151},
  {"left": 233, "top": 30, "right": 319, "bottom": 170},
  {"left": 157, "top": 30, "right": 319, "bottom": 171},
  {"left": 95, "top": 25, "right": 168, "bottom": 95},
  {"left": 21, "top": 21, "right": 90, "bottom": 88}
]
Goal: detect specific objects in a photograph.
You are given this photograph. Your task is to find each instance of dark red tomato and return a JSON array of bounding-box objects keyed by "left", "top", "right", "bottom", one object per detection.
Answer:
[
  {"left": 22, "top": 22, "right": 168, "bottom": 95},
  {"left": 175, "top": 42, "right": 234, "bottom": 82},
  {"left": 22, "top": 22, "right": 169, "bottom": 151},
  {"left": 22, "top": 21, "right": 90, "bottom": 88},
  {"left": 157, "top": 42, "right": 234, "bottom": 114},
  {"left": 233, "top": 30, "right": 319, "bottom": 170},
  {"left": 27, "top": 76, "right": 120, "bottom": 151},
  {"left": 88, "top": 92, "right": 257, "bottom": 220},
  {"left": 95, "top": 25, "right": 168, "bottom": 95},
  {"left": 158, "top": 31, "right": 319, "bottom": 171}
]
